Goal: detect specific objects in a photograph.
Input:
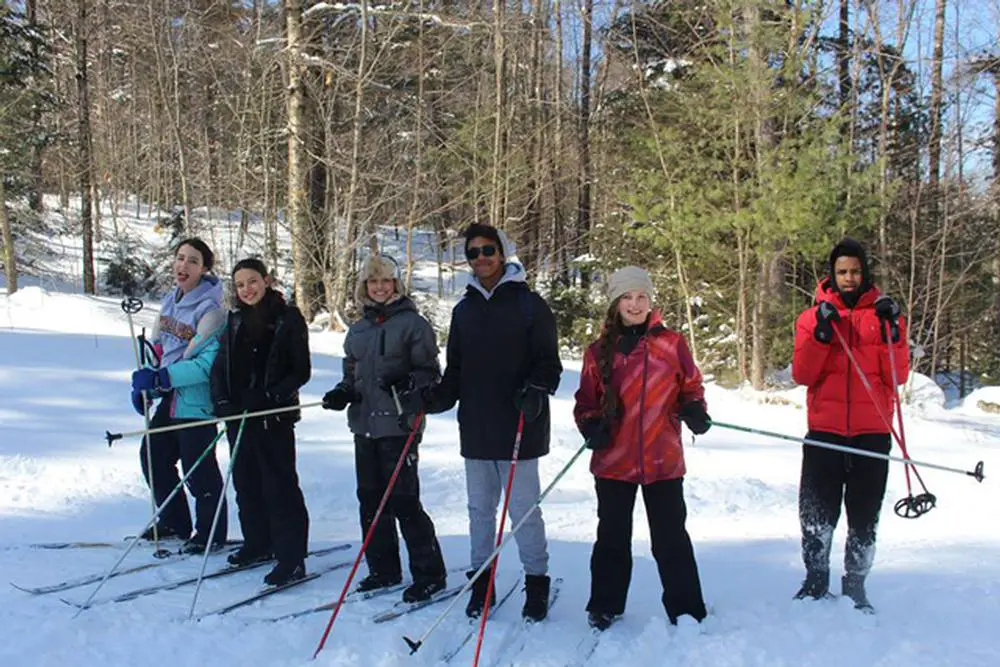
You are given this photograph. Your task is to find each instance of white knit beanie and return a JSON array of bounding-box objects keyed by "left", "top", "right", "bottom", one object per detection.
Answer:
[{"left": 607, "top": 266, "right": 655, "bottom": 303}]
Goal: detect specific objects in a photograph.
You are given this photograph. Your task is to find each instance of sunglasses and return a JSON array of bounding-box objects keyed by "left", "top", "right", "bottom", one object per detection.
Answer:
[{"left": 466, "top": 245, "right": 499, "bottom": 261}]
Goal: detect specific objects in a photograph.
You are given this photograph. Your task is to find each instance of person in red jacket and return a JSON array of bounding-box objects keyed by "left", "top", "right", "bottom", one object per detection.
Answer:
[
  {"left": 574, "top": 266, "right": 710, "bottom": 631},
  {"left": 792, "top": 237, "right": 908, "bottom": 612}
]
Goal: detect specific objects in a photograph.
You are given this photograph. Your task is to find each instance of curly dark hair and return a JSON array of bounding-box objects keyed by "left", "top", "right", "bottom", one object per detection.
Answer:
[{"left": 596, "top": 299, "right": 624, "bottom": 422}]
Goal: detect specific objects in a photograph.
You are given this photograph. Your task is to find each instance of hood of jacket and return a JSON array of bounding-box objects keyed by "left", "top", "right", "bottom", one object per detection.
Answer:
[{"left": 158, "top": 275, "right": 224, "bottom": 367}]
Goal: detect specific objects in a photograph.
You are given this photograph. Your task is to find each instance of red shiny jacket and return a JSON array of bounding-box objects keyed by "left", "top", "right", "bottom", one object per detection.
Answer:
[
  {"left": 574, "top": 311, "right": 705, "bottom": 484},
  {"left": 792, "top": 280, "right": 910, "bottom": 437}
]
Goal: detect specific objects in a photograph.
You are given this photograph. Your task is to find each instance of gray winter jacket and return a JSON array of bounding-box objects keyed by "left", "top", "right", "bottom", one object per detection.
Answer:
[{"left": 337, "top": 296, "right": 441, "bottom": 439}]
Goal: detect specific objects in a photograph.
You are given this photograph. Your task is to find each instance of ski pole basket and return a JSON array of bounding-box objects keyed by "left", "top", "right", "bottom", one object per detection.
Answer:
[{"left": 893, "top": 491, "right": 937, "bottom": 519}]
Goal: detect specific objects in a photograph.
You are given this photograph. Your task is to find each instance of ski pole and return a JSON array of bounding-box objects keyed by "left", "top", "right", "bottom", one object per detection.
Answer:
[
  {"left": 471, "top": 411, "right": 525, "bottom": 667},
  {"left": 106, "top": 401, "right": 324, "bottom": 445},
  {"left": 829, "top": 325, "right": 906, "bottom": 453},
  {"left": 311, "top": 412, "right": 426, "bottom": 660},
  {"left": 404, "top": 438, "right": 591, "bottom": 655},
  {"left": 188, "top": 412, "right": 249, "bottom": 619},
  {"left": 708, "top": 419, "right": 985, "bottom": 482},
  {"left": 73, "top": 428, "right": 227, "bottom": 615},
  {"left": 832, "top": 322, "right": 937, "bottom": 513},
  {"left": 883, "top": 320, "right": 937, "bottom": 518},
  {"left": 121, "top": 296, "right": 167, "bottom": 558}
]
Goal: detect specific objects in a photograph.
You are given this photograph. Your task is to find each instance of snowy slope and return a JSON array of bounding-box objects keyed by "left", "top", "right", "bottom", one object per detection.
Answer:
[{"left": 1, "top": 289, "right": 1000, "bottom": 666}]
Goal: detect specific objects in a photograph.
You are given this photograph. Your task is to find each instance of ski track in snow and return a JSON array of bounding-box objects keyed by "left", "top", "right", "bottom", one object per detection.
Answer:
[{"left": 2, "top": 244, "right": 1000, "bottom": 665}]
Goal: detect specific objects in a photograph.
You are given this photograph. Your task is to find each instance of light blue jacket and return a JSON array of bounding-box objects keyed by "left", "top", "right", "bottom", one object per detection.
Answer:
[{"left": 152, "top": 276, "right": 226, "bottom": 420}]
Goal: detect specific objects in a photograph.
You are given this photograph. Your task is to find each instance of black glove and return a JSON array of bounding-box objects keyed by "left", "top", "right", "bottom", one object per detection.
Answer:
[
  {"left": 214, "top": 399, "right": 239, "bottom": 418},
  {"left": 514, "top": 385, "right": 547, "bottom": 423},
  {"left": 397, "top": 384, "right": 431, "bottom": 415},
  {"left": 813, "top": 301, "right": 840, "bottom": 344},
  {"left": 679, "top": 401, "right": 711, "bottom": 435},
  {"left": 581, "top": 418, "right": 613, "bottom": 450},
  {"left": 241, "top": 387, "right": 272, "bottom": 412},
  {"left": 322, "top": 386, "right": 353, "bottom": 411},
  {"left": 378, "top": 372, "right": 416, "bottom": 398},
  {"left": 874, "top": 295, "right": 901, "bottom": 344}
]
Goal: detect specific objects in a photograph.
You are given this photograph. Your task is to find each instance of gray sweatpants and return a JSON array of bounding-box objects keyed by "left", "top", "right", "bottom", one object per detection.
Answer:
[{"left": 465, "top": 458, "right": 549, "bottom": 576}]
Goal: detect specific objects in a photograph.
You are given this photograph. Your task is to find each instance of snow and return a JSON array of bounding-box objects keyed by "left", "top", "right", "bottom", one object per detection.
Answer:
[{"left": 2, "top": 224, "right": 1000, "bottom": 665}]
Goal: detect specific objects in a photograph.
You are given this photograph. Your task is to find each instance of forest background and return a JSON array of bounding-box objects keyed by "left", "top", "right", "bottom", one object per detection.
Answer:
[{"left": 1, "top": 0, "right": 998, "bottom": 393}]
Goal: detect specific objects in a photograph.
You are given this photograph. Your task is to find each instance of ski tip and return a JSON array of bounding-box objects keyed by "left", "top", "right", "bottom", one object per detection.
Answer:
[{"left": 403, "top": 636, "right": 422, "bottom": 654}]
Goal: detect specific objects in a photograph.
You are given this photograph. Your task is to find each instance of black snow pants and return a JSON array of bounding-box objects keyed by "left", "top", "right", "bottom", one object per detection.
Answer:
[
  {"left": 799, "top": 431, "right": 891, "bottom": 578},
  {"left": 227, "top": 417, "right": 309, "bottom": 565},
  {"left": 354, "top": 435, "right": 446, "bottom": 583},
  {"left": 587, "top": 476, "right": 707, "bottom": 624},
  {"left": 140, "top": 395, "right": 227, "bottom": 544}
]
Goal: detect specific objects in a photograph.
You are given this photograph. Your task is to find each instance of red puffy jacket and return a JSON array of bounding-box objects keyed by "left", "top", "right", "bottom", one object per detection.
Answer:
[
  {"left": 792, "top": 279, "right": 910, "bottom": 437},
  {"left": 574, "top": 311, "right": 705, "bottom": 484}
]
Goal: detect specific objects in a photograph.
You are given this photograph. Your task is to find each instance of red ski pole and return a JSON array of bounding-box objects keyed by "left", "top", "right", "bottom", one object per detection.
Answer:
[
  {"left": 471, "top": 411, "right": 526, "bottom": 667},
  {"left": 311, "top": 412, "right": 425, "bottom": 660},
  {"left": 882, "top": 320, "right": 937, "bottom": 517}
]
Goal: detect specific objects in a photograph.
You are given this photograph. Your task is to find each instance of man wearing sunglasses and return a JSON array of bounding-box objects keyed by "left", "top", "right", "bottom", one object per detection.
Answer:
[{"left": 397, "top": 223, "right": 562, "bottom": 623}]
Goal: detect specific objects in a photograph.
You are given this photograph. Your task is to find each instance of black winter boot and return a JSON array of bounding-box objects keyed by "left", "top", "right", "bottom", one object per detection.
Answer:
[
  {"left": 403, "top": 577, "right": 446, "bottom": 603},
  {"left": 227, "top": 546, "right": 272, "bottom": 567},
  {"left": 522, "top": 574, "right": 550, "bottom": 622},
  {"left": 465, "top": 569, "right": 496, "bottom": 619},
  {"left": 356, "top": 572, "right": 402, "bottom": 593},
  {"left": 264, "top": 560, "right": 306, "bottom": 586},
  {"left": 841, "top": 574, "right": 874, "bottom": 612},
  {"left": 793, "top": 569, "right": 831, "bottom": 600},
  {"left": 587, "top": 611, "right": 616, "bottom": 631}
]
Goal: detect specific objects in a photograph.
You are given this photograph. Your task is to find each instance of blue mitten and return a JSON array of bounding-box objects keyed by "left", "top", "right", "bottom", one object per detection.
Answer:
[{"left": 132, "top": 367, "right": 170, "bottom": 392}]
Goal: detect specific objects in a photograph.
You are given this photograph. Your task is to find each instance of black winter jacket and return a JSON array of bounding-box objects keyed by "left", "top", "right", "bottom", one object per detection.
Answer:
[
  {"left": 210, "top": 290, "right": 311, "bottom": 424},
  {"left": 429, "top": 271, "right": 562, "bottom": 460}
]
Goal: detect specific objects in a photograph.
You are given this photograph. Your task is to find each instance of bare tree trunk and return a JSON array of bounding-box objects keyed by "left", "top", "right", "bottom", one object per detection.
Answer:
[
  {"left": 926, "top": 0, "right": 946, "bottom": 371},
  {"left": 746, "top": 2, "right": 774, "bottom": 390},
  {"left": 26, "top": 0, "right": 44, "bottom": 213},
  {"left": 405, "top": 0, "right": 426, "bottom": 292},
  {"left": 993, "top": 70, "right": 1000, "bottom": 340},
  {"left": 334, "top": 0, "right": 372, "bottom": 325},
  {"left": 77, "top": 0, "right": 96, "bottom": 294},
  {"left": 928, "top": 0, "right": 946, "bottom": 211},
  {"left": 286, "top": 0, "right": 316, "bottom": 321},
  {"left": 489, "top": 0, "right": 506, "bottom": 229},
  {"left": 148, "top": 0, "right": 191, "bottom": 228},
  {"left": 0, "top": 179, "right": 16, "bottom": 295},
  {"left": 576, "top": 0, "right": 593, "bottom": 287},
  {"left": 550, "top": 0, "right": 568, "bottom": 284}
]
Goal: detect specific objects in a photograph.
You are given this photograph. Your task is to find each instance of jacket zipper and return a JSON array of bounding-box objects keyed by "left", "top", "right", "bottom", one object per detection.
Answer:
[
  {"left": 638, "top": 338, "right": 650, "bottom": 485},
  {"left": 844, "top": 308, "right": 852, "bottom": 437}
]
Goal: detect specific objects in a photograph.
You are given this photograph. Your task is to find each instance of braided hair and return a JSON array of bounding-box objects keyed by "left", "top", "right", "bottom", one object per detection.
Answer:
[{"left": 596, "top": 299, "right": 623, "bottom": 422}]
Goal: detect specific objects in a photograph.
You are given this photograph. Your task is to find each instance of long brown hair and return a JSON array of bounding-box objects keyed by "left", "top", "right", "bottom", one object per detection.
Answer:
[{"left": 596, "top": 300, "right": 623, "bottom": 422}]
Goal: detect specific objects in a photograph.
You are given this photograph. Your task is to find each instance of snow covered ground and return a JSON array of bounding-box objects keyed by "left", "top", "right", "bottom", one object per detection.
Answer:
[
  {"left": 1, "top": 286, "right": 998, "bottom": 667},
  {"left": 1, "top": 204, "right": 999, "bottom": 665}
]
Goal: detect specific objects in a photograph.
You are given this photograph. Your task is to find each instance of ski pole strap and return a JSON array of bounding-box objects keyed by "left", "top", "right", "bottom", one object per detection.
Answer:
[
  {"left": 709, "top": 420, "right": 984, "bottom": 482},
  {"left": 137, "top": 329, "right": 160, "bottom": 370}
]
